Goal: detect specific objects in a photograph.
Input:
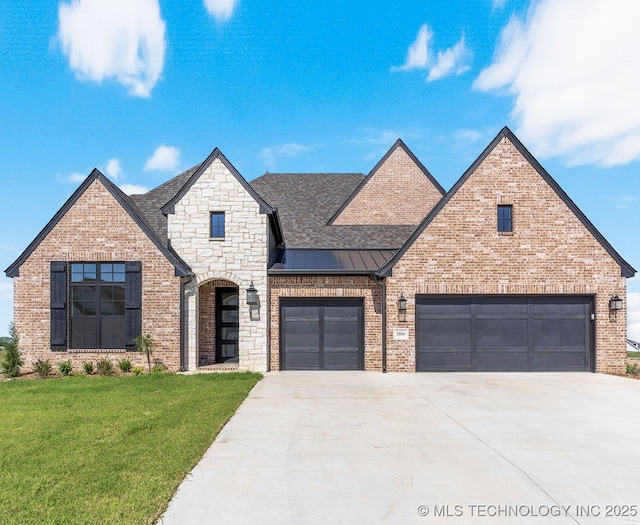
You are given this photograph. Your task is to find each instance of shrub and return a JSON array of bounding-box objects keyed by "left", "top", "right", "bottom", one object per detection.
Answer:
[
  {"left": 58, "top": 360, "right": 73, "bottom": 376},
  {"left": 134, "top": 334, "right": 155, "bottom": 373},
  {"left": 96, "top": 358, "right": 115, "bottom": 376},
  {"left": 131, "top": 366, "right": 144, "bottom": 376},
  {"left": 627, "top": 363, "right": 639, "bottom": 376},
  {"left": 82, "top": 361, "right": 95, "bottom": 375},
  {"left": 33, "top": 359, "right": 53, "bottom": 378},
  {"left": 1, "top": 322, "right": 23, "bottom": 378},
  {"left": 152, "top": 363, "right": 166, "bottom": 373},
  {"left": 118, "top": 358, "right": 132, "bottom": 373}
]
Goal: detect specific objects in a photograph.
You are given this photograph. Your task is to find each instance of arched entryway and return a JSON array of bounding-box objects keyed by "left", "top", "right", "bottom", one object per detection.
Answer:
[{"left": 198, "top": 279, "right": 239, "bottom": 366}]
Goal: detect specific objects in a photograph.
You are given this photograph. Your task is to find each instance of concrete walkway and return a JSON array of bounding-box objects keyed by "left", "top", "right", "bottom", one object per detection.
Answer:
[{"left": 160, "top": 373, "right": 640, "bottom": 524}]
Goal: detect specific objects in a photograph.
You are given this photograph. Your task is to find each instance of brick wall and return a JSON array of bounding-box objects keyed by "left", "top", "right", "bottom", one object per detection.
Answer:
[
  {"left": 333, "top": 146, "right": 443, "bottom": 225},
  {"left": 12, "top": 179, "right": 182, "bottom": 372},
  {"left": 268, "top": 275, "right": 382, "bottom": 371},
  {"left": 385, "top": 136, "right": 627, "bottom": 373}
]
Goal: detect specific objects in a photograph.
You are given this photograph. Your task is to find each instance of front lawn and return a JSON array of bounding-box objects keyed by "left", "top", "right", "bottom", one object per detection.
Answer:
[{"left": 0, "top": 372, "right": 261, "bottom": 524}]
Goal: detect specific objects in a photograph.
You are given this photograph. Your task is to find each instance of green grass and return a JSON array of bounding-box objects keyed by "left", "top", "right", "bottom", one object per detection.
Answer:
[
  {"left": 628, "top": 351, "right": 640, "bottom": 358},
  {"left": 0, "top": 372, "right": 261, "bottom": 524}
]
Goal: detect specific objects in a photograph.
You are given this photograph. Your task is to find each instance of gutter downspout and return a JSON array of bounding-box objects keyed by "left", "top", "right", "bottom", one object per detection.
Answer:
[
  {"left": 371, "top": 273, "right": 387, "bottom": 373},
  {"left": 179, "top": 275, "right": 193, "bottom": 372}
]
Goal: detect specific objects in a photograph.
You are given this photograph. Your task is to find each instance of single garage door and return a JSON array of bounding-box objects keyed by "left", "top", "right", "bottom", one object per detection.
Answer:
[
  {"left": 416, "top": 296, "right": 592, "bottom": 372},
  {"left": 280, "top": 298, "right": 364, "bottom": 370}
]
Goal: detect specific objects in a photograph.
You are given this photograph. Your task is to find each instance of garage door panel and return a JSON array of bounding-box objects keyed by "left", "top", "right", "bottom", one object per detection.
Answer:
[
  {"left": 533, "top": 319, "right": 586, "bottom": 347},
  {"left": 416, "top": 296, "right": 591, "bottom": 372},
  {"left": 419, "top": 319, "right": 471, "bottom": 348},
  {"left": 476, "top": 351, "right": 528, "bottom": 371},
  {"left": 476, "top": 298, "right": 528, "bottom": 314},
  {"left": 533, "top": 351, "right": 586, "bottom": 371},
  {"left": 476, "top": 319, "right": 528, "bottom": 347},
  {"left": 418, "top": 350, "right": 472, "bottom": 372},
  {"left": 281, "top": 299, "right": 363, "bottom": 371}
]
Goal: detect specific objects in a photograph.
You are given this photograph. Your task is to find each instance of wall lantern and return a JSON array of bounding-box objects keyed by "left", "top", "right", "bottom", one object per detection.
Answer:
[
  {"left": 398, "top": 293, "right": 407, "bottom": 322},
  {"left": 246, "top": 283, "right": 258, "bottom": 306},
  {"left": 609, "top": 293, "right": 623, "bottom": 311}
]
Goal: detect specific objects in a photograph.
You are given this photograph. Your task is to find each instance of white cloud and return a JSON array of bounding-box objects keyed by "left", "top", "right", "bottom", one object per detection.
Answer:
[
  {"left": 493, "top": 0, "right": 509, "bottom": 9},
  {"left": 452, "top": 129, "right": 483, "bottom": 143},
  {"left": 393, "top": 25, "right": 471, "bottom": 82},
  {"left": 67, "top": 172, "right": 86, "bottom": 183},
  {"left": 144, "top": 145, "right": 181, "bottom": 172},
  {"left": 204, "top": 0, "right": 238, "bottom": 22},
  {"left": 105, "top": 158, "right": 122, "bottom": 179},
  {"left": 258, "top": 143, "right": 310, "bottom": 169},
  {"left": 427, "top": 35, "right": 471, "bottom": 82},
  {"left": 0, "top": 281, "right": 12, "bottom": 300},
  {"left": 119, "top": 183, "right": 149, "bottom": 195},
  {"left": 57, "top": 0, "right": 166, "bottom": 97},
  {"left": 349, "top": 129, "right": 402, "bottom": 146},
  {"left": 629, "top": 292, "right": 640, "bottom": 342},
  {"left": 474, "top": 0, "right": 640, "bottom": 167},
  {"left": 394, "top": 24, "right": 432, "bottom": 71}
]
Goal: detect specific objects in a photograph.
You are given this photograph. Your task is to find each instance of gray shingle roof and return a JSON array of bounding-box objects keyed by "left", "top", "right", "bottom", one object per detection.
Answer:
[
  {"left": 250, "top": 173, "right": 416, "bottom": 249},
  {"left": 129, "top": 168, "right": 417, "bottom": 252},
  {"left": 130, "top": 166, "right": 199, "bottom": 245}
]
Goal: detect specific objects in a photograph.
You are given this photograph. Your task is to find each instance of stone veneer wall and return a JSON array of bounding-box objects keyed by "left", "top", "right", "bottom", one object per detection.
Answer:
[
  {"left": 268, "top": 275, "right": 383, "bottom": 371},
  {"left": 168, "top": 158, "right": 269, "bottom": 372},
  {"left": 332, "top": 146, "right": 443, "bottom": 225},
  {"left": 384, "top": 136, "right": 627, "bottom": 373},
  {"left": 12, "top": 179, "right": 182, "bottom": 372}
]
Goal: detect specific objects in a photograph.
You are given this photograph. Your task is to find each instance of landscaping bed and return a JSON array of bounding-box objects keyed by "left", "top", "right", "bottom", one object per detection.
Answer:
[{"left": 0, "top": 372, "right": 261, "bottom": 524}]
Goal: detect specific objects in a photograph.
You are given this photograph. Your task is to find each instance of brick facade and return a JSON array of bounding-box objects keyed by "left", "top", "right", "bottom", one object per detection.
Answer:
[
  {"left": 9, "top": 131, "right": 632, "bottom": 376},
  {"left": 268, "top": 275, "right": 382, "bottom": 371},
  {"left": 384, "top": 136, "right": 627, "bottom": 373},
  {"left": 332, "top": 145, "right": 443, "bottom": 225},
  {"left": 12, "top": 179, "right": 182, "bottom": 372}
]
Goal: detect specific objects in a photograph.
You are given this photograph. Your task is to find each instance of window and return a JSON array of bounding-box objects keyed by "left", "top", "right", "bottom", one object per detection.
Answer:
[
  {"left": 70, "top": 263, "right": 126, "bottom": 349},
  {"left": 497, "top": 205, "right": 512, "bottom": 232},
  {"left": 210, "top": 212, "right": 225, "bottom": 238}
]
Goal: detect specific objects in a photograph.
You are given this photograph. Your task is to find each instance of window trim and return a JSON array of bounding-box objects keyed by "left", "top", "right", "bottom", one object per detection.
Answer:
[
  {"left": 70, "top": 262, "right": 127, "bottom": 350},
  {"left": 497, "top": 205, "right": 513, "bottom": 233},
  {"left": 210, "top": 211, "right": 225, "bottom": 239}
]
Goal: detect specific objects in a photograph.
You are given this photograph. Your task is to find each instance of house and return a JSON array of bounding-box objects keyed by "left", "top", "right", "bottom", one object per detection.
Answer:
[{"left": 5, "top": 127, "right": 635, "bottom": 374}]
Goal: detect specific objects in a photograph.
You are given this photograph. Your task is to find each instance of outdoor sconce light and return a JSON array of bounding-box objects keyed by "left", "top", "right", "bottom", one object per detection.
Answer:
[
  {"left": 246, "top": 283, "right": 258, "bottom": 306},
  {"left": 398, "top": 293, "right": 407, "bottom": 322},
  {"left": 609, "top": 293, "right": 623, "bottom": 311}
]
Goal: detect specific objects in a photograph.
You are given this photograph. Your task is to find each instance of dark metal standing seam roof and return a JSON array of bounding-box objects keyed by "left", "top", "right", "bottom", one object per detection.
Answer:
[{"left": 268, "top": 249, "right": 397, "bottom": 274}]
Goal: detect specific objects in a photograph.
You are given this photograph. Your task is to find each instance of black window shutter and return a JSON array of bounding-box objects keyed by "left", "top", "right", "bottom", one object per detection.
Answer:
[
  {"left": 50, "top": 261, "right": 67, "bottom": 351},
  {"left": 125, "top": 261, "right": 142, "bottom": 350}
]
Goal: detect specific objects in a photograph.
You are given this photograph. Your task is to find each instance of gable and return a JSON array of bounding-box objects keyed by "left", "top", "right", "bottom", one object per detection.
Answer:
[
  {"left": 379, "top": 128, "right": 635, "bottom": 279},
  {"left": 161, "top": 148, "right": 283, "bottom": 245},
  {"left": 5, "top": 170, "right": 192, "bottom": 278},
  {"left": 330, "top": 140, "right": 445, "bottom": 226}
]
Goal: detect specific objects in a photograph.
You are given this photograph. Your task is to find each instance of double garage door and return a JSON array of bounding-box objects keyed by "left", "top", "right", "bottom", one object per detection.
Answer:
[
  {"left": 280, "top": 299, "right": 364, "bottom": 370},
  {"left": 416, "top": 296, "right": 593, "bottom": 372}
]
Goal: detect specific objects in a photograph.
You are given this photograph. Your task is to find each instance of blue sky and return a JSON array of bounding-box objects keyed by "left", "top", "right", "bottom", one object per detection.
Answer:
[{"left": 1, "top": 0, "right": 639, "bottom": 339}]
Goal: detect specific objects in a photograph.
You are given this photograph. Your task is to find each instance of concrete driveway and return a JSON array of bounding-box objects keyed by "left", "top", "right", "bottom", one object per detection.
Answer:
[{"left": 160, "top": 373, "right": 640, "bottom": 525}]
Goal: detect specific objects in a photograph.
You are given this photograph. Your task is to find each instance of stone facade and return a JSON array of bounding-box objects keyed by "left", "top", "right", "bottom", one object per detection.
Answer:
[
  {"left": 167, "top": 158, "right": 269, "bottom": 372},
  {"left": 268, "top": 275, "right": 383, "bottom": 371},
  {"left": 384, "top": 136, "right": 627, "bottom": 374},
  {"left": 332, "top": 144, "right": 443, "bottom": 225},
  {"left": 12, "top": 179, "right": 182, "bottom": 372}
]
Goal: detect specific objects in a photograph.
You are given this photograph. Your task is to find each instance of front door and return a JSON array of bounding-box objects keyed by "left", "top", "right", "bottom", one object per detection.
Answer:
[{"left": 216, "top": 287, "right": 239, "bottom": 363}]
